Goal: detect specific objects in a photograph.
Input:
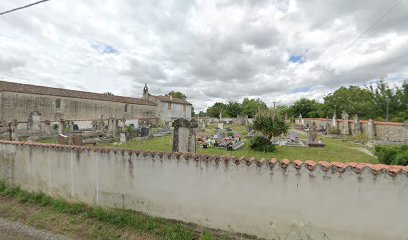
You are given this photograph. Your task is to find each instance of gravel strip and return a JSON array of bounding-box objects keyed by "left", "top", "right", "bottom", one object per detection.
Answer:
[{"left": 0, "top": 217, "right": 70, "bottom": 240}]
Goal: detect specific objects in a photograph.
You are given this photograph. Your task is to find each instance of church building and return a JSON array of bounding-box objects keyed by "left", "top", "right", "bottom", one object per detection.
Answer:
[
  {"left": 0, "top": 80, "right": 191, "bottom": 131},
  {"left": 142, "top": 84, "right": 192, "bottom": 124}
]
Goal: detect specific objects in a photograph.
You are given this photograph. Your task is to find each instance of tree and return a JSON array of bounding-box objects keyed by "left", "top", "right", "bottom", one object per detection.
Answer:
[
  {"left": 368, "top": 80, "right": 407, "bottom": 121},
  {"left": 241, "top": 98, "right": 267, "bottom": 118},
  {"left": 253, "top": 109, "right": 289, "bottom": 141},
  {"left": 225, "top": 101, "right": 242, "bottom": 117},
  {"left": 288, "top": 98, "right": 323, "bottom": 118},
  {"left": 206, "top": 102, "right": 226, "bottom": 118},
  {"left": 168, "top": 91, "right": 187, "bottom": 100},
  {"left": 103, "top": 92, "right": 114, "bottom": 96}
]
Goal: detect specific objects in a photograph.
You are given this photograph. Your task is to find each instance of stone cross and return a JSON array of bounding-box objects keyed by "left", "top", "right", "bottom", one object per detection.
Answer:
[{"left": 172, "top": 118, "right": 198, "bottom": 153}]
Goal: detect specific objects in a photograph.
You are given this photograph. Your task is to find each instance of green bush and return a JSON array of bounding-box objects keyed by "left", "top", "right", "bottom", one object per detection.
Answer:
[
  {"left": 250, "top": 136, "right": 276, "bottom": 152},
  {"left": 375, "top": 145, "right": 408, "bottom": 165}
]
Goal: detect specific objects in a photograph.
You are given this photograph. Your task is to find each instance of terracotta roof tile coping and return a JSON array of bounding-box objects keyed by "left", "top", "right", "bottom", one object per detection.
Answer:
[
  {"left": 150, "top": 95, "right": 192, "bottom": 105},
  {"left": 1, "top": 140, "right": 408, "bottom": 177}
]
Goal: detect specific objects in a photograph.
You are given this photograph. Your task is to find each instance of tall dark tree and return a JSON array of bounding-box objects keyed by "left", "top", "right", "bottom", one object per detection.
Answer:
[
  {"left": 225, "top": 101, "right": 242, "bottom": 117},
  {"left": 206, "top": 102, "right": 227, "bottom": 118},
  {"left": 241, "top": 98, "right": 267, "bottom": 118},
  {"left": 288, "top": 98, "right": 323, "bottom": 118},
  {"left": 323, "top": 86, "right": 373, "bottom": 118}
]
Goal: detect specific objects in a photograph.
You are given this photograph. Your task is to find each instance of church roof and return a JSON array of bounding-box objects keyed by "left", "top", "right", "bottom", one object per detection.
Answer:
[
  {"left": 0, "top": 80, "right": 156, "bottom": 106},
  {"left": 150, "top": 95, "right": 192, "bottom": 105}
]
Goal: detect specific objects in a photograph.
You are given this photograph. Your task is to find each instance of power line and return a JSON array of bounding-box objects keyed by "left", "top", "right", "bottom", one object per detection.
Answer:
[
  {"left": 325, "top": 0, "right": 402, "bottom": 67},
  {"left": 310, "top": 0, "right": 403, "bottom": 81},
  {"left": 0, "top": 0, "right": 50, "bottom": 16}
]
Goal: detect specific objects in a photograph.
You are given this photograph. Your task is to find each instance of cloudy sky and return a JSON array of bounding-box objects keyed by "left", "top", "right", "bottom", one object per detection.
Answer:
[{"left": 1, "top": 0, "right": 407, "bottom": 111}]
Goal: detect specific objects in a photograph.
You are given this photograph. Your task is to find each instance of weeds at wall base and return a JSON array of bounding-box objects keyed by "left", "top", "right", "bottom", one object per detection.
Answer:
[
  {"left": 0, "top": 181, "right": 215, "bottom": 240},
  {"left": 0, "top": 181, "right": 330, "bottom": 240}
]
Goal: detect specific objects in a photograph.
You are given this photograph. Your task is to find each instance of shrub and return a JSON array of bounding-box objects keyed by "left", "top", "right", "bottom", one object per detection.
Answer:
[
  {"left": 253, "top": 109, "right": 289, "bottom": 141},
  {"left": 375, "top": 145, "right": 408, "bottom": 165},
  {"left": 250, "top": 136, "right": 276, "bottom": 152}
]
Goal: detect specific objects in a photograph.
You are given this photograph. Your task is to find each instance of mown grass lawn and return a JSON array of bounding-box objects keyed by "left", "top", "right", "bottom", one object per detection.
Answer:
[{"left": 100, "top": 126, "right": 377, "bottom": 164}]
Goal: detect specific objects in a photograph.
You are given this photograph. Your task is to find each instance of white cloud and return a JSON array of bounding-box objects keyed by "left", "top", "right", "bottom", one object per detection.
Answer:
[{"left": 0, "top": 0, "right": 407, "bottom": 111}]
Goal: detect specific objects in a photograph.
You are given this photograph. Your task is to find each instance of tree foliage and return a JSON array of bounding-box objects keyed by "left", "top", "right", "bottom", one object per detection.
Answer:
[
  {"left": 168, "top": 91, "right": 187, "bottom": 100},
  {"left": 286, "top": 80, "right": 408, "bottom": 122},
  {"left": 241, "top": 98, "right": 267, "bottom": 118},
  {"left": 204, "top": 98, "right": 267, "bottom": 118},
  {"left": 253, "top": 109, "right": 289, "bottom": 140},
  {"left": 206, "top": 102, "right": 226, "bottom": 118},
  {"left": 287, "top": 98, "right": 323, "bottom": 118},
  {"left": 225, "top": 101, "right": 242, "bottom": 118}
]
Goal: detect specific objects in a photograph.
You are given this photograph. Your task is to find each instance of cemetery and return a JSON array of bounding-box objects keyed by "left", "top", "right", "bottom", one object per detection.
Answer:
[{"left": 73, "top": 120, "right": 375, "bottom": 163}]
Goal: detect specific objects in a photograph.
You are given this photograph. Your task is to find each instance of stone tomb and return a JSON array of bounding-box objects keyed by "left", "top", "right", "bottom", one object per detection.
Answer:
[
  {"left": 172, "top": 118, "right": 198, "bottom": 153},
  {"left": 307, "top": 124, "right": 325, "bottom": 148}
]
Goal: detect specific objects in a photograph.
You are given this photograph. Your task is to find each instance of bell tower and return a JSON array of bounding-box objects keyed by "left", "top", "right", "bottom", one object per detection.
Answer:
[{"left": 143, "top": 83, "right": 149, "bottom": 99}]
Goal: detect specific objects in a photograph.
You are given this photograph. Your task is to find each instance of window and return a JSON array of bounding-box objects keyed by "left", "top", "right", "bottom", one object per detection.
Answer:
[
  {"left": 124, "top": 104, "right": 128, "bottom": 112},
  {"left": 168, "top": 102, "right": 172, "bottom": 110},
  {"left": 183, "top": 105, "right": 186, "bottom": 112},
  {"left": 55, "top": 99, "right": 61, "bottom": 109}
]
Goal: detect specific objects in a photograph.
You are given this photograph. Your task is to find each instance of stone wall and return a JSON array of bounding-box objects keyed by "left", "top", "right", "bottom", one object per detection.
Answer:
[
  {"left": 1, "top": 141, "right": 407, "bottom": 240},
  {"left": 157, "top": 101, "right": 192, "bottom": 123},
  {"left": 302, "top": 118, "right": 408, "bottom": 142},
  {"left": 0, "top": 92, "right": 157, "bottom": 123}
]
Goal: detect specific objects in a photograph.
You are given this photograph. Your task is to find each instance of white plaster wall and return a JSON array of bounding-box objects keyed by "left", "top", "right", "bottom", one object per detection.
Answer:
[
  {"left": 160, "top": 102, "right": 191, "bottom": 122},
  {"left": 1, "top": 142, "right": 408, "bottom": 240}
]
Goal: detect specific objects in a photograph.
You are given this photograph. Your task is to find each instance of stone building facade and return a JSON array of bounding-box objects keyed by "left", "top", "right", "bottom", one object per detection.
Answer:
[
  {"left": 0, "top": 81, "right": 158, "bottom": 131},
  {"left": 142, "top": 84, "right": 192, "bottom": 123}
]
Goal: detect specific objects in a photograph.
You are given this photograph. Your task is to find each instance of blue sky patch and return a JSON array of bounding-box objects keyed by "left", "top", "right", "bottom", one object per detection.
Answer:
[
  {"left": 289, "top": 55, "right": 304, "bottom": 63},
  {"left": 90, "top": 40, "right": 119, "bottom": 55},
  {"left": 290, "top": 86, "right": 311, "bottom": 93}
]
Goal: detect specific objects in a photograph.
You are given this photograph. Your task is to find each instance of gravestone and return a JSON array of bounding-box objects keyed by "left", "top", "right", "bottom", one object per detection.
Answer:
[
  {"left": 58, "top": 120, "right": 64, "bottom": 135},
  {"left": 8, "top": 120, "right": 18, "bottom": 141},
  {"left": 308, "top": 122, "right": 325, "bottom": 147},
  {"left": 332, "top": 112, "right": 337, "bottom": 129},
  {"left": 217, "top": 122, "right": 224, "bottom": 129},
  {"left": 44, "top": 120, "right": 51, "bottom": 135},
  {"left": 172, "top": 118, "right": 198, "bottom": 153},
  {"left": 72, "top": 134, "right": 83, "bottom": 146},
  {"left": 58, "top": 134, "right": 69, "bottom": 145},
  {"left": 91, "top": 120, "right": 97, "bottom": 133},
  {"left": 298, "top": 113, "right": 304, "bottom": 126},
  {"left": 367, "top": 119, "right": 375, "bottom": 139},
  {"left": 164, "top": 122, "right": 171, "bottom": 132},
  {"left": 27, "top": 112, "right": 41, "bottom": 131},
  {"left": 353, "top": 115, "right": 362, "bottom": 135},
  {"left": 140, "top": 127, "right": 150, "bottom": 137},
  {"left": 120, "top": 132, "right": 127, "bottom": 143},
  {"left": 341, "top": 111, "right": 349, "bottom": 135}
]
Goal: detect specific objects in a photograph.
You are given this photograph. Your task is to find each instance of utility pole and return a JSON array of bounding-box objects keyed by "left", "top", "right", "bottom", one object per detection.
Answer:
[
  {"left": 386, "top": 97, "right": 390, "bottom": 122},
  {"left": 271, "top": 101, "right": 278, "bottom": 108}
]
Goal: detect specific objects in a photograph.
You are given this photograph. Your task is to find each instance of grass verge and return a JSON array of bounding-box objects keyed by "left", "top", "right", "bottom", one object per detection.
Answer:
[{"left": 0, "top": 181, "right": 250, "bottom": 240}]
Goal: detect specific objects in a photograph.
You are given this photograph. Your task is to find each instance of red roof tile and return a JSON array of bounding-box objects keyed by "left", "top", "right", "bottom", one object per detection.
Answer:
[
  {"left": 150, "top": 95, "right": 192, "bottom": 105},
  {"left": 0, "top": 80, "right": 156, "bottom": 106}
]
